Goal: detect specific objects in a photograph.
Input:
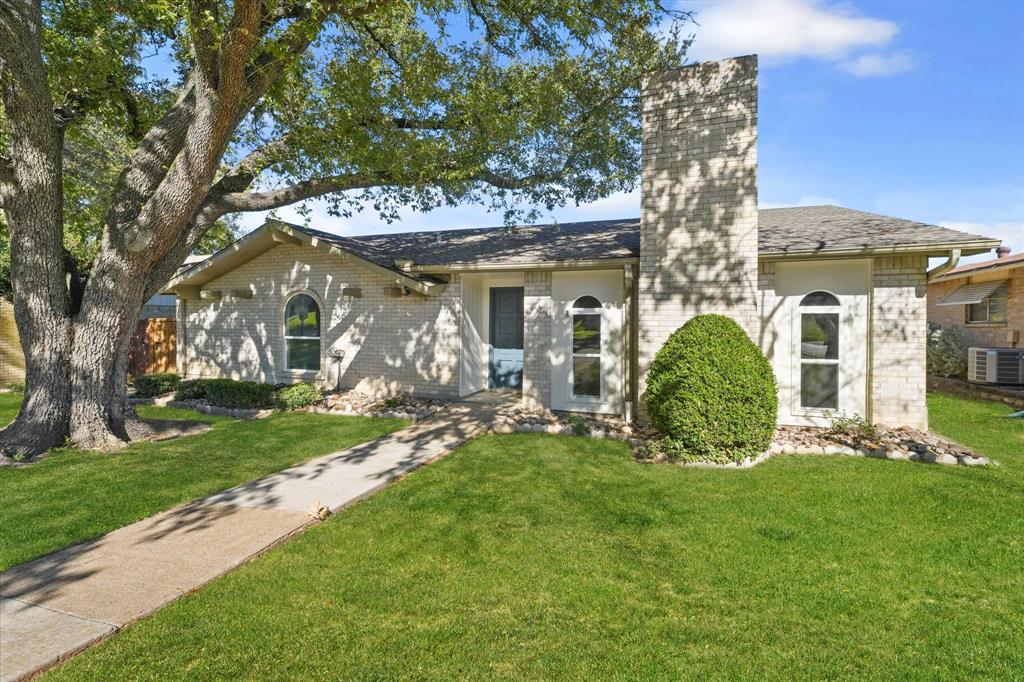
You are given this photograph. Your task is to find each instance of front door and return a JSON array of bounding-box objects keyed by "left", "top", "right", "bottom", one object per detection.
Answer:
[{"left": 489, "top": 287, "right": 524, "bottom": 388}]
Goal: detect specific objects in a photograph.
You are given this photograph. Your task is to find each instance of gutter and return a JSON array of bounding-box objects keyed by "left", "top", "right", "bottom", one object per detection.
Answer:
[
  {"left": 926, "top": 248, "right": 961, "bottom": 281},
  {"left": 758, "top": 239, "right": 1001, "bottom": 261}
]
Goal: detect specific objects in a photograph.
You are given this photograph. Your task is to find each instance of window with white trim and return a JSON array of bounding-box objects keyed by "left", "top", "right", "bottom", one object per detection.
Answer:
[
  {"left": 798, "top": 291, "right": 840, "bottom": 410},
  {"left": 284, "top": 294, "right": 320, "bottom": 371},
  {"left": 571, "top": 295, "right": 602, "bottom": 398},
  {"left": 967, "top": 282, "right": 1008, "bottom": 324}
]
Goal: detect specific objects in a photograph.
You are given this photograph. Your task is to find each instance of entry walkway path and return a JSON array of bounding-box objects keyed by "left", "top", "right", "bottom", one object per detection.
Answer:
[{"left": 0, "top": 401, "right": 499, "bottom": 681}]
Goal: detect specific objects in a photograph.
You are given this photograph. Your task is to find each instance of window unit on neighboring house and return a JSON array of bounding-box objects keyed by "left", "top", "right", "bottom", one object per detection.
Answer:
[{"left": 966, "top": 282, "right": 1009, "bottom": 325}]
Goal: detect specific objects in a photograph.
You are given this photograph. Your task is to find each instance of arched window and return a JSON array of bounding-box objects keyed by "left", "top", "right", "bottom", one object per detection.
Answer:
[
  {"left": 800, "top": 291, "right": 840, "bottom": 307},
  {"left": 573, "top": 295, "right": 602, "bottom": 309},
  {"left": 284, "top": 294, "right": 320, "bottom": 371},
  {"left": 798, "top": 291, "right": 839, "bottom": 410},
  {"left": 571, "top": 295, "right": 602, "bottom": 397}
]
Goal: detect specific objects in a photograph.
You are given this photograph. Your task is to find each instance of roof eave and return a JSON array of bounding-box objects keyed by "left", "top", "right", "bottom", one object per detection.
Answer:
[
  {"left": 168, "top": 221, "right": 442, "bottom": 297},
  {"left": 410, "top": 257, "right": 640, "bottom": 274},
  {"left": 758, "top": 239, "right": 1001, "bottom": 261}
]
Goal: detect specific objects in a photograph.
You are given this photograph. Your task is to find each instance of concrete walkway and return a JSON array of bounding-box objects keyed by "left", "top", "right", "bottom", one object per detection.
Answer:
[{"left": 0, "top": 402, "right": 497, "bottom": 681}]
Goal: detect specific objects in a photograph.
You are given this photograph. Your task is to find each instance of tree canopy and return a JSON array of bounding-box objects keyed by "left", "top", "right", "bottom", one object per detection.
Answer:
[{"left": 0, "top": 0, "right": 688, "bottom": 456}]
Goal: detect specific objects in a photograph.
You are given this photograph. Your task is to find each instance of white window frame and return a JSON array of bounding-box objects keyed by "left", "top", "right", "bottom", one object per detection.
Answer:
[
  {"left": 795, "top": 291, "right": 841, "bottom": 415},
  {"left": 966, "top": 282, "right": 1009, "bottom": 325},
  {"left": 283, "top": 292, "right": 322, "bottom": 374},
  {"left": 569, "top": 296, "right": 604, "bottom": 401}
]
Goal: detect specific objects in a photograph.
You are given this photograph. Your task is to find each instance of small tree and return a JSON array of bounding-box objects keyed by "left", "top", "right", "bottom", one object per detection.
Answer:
[
  {"left": 646, "top": 315, "right": 778, "bottom": 463},
  {"left": 927, "top": 323, "right": 968, "bottom": 379}
]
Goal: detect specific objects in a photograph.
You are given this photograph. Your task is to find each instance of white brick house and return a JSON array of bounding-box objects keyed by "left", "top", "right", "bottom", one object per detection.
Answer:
[{"left": 168, "top": 55, "right": 1001, "bottom": 430}]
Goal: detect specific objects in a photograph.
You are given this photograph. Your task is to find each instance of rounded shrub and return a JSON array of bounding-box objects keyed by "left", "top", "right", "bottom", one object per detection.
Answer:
[
  {"left": 645, "top": 314, "right": 778, "bottom": 462},
  {"left": 275, "top": 382, "right": 323, "bottom": 410}
]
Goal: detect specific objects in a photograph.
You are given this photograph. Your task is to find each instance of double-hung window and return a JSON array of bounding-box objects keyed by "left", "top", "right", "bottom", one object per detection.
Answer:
[
  {"left": 798, "top": 291, "right": 841, "bottom": 411},
  {"left": 284, "top": 294, "right": 320, "bottom": 371}
]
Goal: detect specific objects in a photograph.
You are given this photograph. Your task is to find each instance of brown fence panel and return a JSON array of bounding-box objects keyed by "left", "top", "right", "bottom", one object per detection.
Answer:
[
  {"left": 1, "top": 300, "right": 26, "bottom": 384},
  {"left": 128, "top": 318, "right": 176, "bottom": 377}
]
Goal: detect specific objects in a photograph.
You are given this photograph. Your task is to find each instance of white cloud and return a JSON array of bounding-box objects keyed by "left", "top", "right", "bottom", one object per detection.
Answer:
[
  {"left": 840, "top": 50, "right": 916, "bottom": 77},
  {"left": 938, "top": 221, "right": 1024, "bottom": 264},
  {"left": 686, "top": 0, "right": 913, "bottom": 76}
]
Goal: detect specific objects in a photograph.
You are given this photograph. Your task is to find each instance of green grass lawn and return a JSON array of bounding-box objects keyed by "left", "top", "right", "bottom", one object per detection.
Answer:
[
  {"left": 44, "top": 392, "right": 1024, "bottom": 680},
  {"left": 0, "top": 392, "right": 406, "bottom": 570}
]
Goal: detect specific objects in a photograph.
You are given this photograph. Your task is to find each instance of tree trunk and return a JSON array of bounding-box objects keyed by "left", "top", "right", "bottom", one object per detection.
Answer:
[{"left": 0, "top": 0, "right": 74, "bottom": 457}]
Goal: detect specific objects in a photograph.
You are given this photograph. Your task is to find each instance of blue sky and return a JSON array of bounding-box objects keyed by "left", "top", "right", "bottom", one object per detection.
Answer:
[{"left": 237, "top": 0, "right": 1024, "bottom": 264}]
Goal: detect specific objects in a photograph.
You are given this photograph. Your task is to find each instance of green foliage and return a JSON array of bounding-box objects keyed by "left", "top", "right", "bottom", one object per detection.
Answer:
[
  {"left": 565, "top": 414, "right": 590, "bottom": 437},
  {"left": 927, "top": 323, "right": 968, "bottom": 379},
  {"left": 132, "top": 372, "right": 180, "bottom": 398},
  {"left": 826, "top": 412, "right": 879, "bottom": 443},
  {"left": 384, "top": 396, "right": 402, "bottom": 409},
  {"left": 200, "top": 379, "right": 275, "bottom": 409},
  {"left": 174, "top": 379, "right": 208, "bottom": 402},
  {"left": 645, "top": 315, "right": 778, "bottom": 463},
  {"left": 274, "top": 383, "right": 323, "bottom": 410},
  {"left": 1, "top": 381, "right": 24, "bottom": 392}
]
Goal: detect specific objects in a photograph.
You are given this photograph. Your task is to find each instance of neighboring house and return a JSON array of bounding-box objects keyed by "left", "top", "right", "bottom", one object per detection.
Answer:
[
  {"left": 928, "top": 247, "right": 1023, "bottom": 349},
  {"left": 168, "top": 56, "right": 1001, "bottom": 430},
  {"left": 140, "top": 255, "right": 210, "bottom": 319}
]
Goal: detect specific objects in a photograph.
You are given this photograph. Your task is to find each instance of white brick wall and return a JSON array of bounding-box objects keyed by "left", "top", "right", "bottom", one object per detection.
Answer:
[
  {"left": 871, "top": 255, "right": 928, "bottom": 429},
  {"left": 177, "top": 244, "right": 461, "bottom": 398},
  {"left": 638, "top": 56, "right": 760, "bottom": 417},
  {"left": 522, "top": 271, "right": 552, "bottom": 409}
]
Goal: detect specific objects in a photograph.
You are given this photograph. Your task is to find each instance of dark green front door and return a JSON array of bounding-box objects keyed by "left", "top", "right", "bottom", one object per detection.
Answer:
[{"left": 489, "top": 287, "right": 524, "bottom": 388}]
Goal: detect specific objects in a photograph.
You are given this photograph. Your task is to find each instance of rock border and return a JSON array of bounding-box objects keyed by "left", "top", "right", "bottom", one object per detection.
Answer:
[
  {"left": 485, "top": 406, "right": 990, "bottom": 470},
  {"left": 674, "top": 441, "right": 989, "bottom": 470}
]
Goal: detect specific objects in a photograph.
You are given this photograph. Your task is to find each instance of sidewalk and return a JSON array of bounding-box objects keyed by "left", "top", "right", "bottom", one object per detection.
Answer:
[{"left": 0, "top": 402, "right": 497, "bottom": 681}]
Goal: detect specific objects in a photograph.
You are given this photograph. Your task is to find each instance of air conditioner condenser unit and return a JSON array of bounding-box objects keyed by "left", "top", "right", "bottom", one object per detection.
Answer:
[{"left": 968, "top": 347, "right": 1024, "bottom": 385}]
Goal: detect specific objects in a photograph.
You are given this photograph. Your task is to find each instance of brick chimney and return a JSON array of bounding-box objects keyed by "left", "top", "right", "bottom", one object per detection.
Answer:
[{"left": 637, "top": 55, "right": 760, "bottom": 411}]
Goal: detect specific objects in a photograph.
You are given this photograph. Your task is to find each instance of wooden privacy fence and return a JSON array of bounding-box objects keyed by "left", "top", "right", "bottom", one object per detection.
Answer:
[
  {"left": 1, "top": 300, "right": 26, "bottom": 384},
  {"left": 128, "top": 317, "right": 176, "bottom": 377}
]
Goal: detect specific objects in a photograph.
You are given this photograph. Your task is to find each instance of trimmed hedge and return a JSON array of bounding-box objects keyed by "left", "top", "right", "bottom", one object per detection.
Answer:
[
  {"left": 133, "top": 373, "right": 180, "bottom": 398},
  {"left": 174, "top": 379, "right": 208, "bottom": 402},
  {"left": 275, "top": 383, "right": 323, "bottom": 410},
  {"left": 174, "top": 378, "right": 275, "bottom": 409},
  {"left": 203, "top": 379, "right": 275, "bottom": 409},
  {"left": 645, "top": 314, "right": 778, "bottom": 463}
]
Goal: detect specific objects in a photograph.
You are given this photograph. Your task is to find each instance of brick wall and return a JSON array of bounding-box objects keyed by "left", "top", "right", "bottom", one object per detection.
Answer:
[
  {"left": 871, "top": 255, "right": 928, "bottom": 429},
  {"left": 178, "top": 244, "right": 462, "bottom": 398},
  {"left": 927, "top": 267, "right": 1022, "bottom": 348},
  {"left": 522, "top": 270, "right": 552, "bottom": 409},
  {"left": 638, "top": 55, "right": 760, "bottom": 416}
]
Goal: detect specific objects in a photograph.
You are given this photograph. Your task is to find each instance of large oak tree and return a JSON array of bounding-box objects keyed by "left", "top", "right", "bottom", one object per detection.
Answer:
[{"left": 0, "top": 0, "right": 685, "bottom": 457}]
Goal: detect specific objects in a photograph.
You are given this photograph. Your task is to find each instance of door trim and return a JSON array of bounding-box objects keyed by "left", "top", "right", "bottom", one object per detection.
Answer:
[{"left": 488, "top": 287, "right": 524, "bottom": 389}]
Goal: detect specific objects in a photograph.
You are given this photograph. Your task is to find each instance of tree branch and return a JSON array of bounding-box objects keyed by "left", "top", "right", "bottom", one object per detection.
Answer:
[
  {"left": 187, "top": 0, "right": 220, "bottom": 86},
  {"left": 211, "top": 175, "right": 384, "bottom": 214}
]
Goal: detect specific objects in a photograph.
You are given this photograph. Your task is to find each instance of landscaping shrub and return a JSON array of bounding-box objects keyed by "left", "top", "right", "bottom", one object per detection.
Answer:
[
  {"left": 133, "top": 373, "right": 180, "bottom": 398},
  {"left": 174, "top": 379, "right": 208, "bottom": 401},
  {"left": 645, "top": 314, "right": 778, "bottom": 463},
  {"left": 202, "top": 379, "right": 276, "bottom": 409},
  {"left": 275, "top": 383, "right": 323, "bottom": 410},
  {"left": 927, "top": 322, "right": 968, "bottom": 378}
]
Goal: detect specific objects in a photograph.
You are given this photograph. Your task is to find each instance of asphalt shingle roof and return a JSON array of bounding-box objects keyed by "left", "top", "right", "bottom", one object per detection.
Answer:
[
  {"left": 277, "top": 205, "right": 998, "bottom": 274},
  {"left": 756, "top": 206, "right": 996, "bottom": 255}
]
